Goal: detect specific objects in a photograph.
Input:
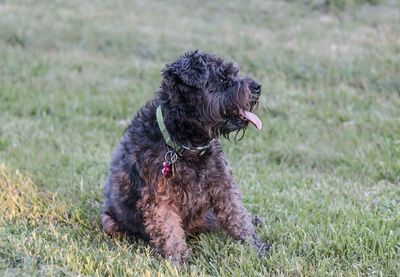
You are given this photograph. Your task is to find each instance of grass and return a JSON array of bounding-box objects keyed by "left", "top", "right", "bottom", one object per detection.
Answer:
[{"left": 0, "top": 0, "right": 399, "bottom": 275}]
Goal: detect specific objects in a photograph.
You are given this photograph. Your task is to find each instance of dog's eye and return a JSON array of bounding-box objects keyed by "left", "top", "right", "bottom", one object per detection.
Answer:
[
  {"left": 216, "top": 67, "right": 226, "bottom": 81},
  {"left": 221, "top": 79, "right": 232, "bottom": 87},
  {"left": 218, "top": 76, "right": 231, "bottom": 85}
]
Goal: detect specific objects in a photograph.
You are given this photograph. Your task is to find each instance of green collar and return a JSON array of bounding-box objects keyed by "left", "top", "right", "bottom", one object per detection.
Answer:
[{"left": 156, "top": 106, "right": 213, "bottom": 156}]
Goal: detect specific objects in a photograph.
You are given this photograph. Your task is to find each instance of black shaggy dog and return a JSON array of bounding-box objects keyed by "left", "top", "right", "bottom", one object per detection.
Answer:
[{"left": 101, "top": 50, "right": 270, "bottom": 264}]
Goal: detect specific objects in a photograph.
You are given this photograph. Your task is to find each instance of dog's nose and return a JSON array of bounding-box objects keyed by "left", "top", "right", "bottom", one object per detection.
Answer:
[{"left": 251, "top": 81, "right": 261, "bottom": 94}]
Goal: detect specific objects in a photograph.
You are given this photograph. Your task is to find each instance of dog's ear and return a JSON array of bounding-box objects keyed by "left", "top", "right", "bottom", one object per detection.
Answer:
[{"left": 163, "top": 50, "right": 209, "bottom": 89}]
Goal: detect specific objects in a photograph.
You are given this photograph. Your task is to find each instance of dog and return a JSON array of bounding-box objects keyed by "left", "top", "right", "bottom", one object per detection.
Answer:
[{"left": 101, "top": 50, "right": 270, "bottom": 264}]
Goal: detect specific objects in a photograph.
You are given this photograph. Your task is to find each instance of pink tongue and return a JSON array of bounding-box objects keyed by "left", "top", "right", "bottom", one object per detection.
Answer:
[{"left": 240, "top": 110, "right": 262, "bottom": 130}]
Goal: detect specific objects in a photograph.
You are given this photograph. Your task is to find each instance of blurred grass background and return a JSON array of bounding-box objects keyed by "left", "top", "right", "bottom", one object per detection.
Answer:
[{"left": 0, "top": 0, "right": 399, "bottom": 275}]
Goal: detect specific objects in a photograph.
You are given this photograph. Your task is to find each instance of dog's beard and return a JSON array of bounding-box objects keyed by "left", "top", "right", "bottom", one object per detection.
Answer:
[
  {"left": 208, "top": 109, "right": 254, "bottom": 141},
  {"left": 224, "top": 125, "right": 248, "bottom": 141},
  {"left": 206, "top": 89, "right": 261, "bottom": 140},
  {"left": 207, "top": 99, "right": 262, "bottom": 137}
]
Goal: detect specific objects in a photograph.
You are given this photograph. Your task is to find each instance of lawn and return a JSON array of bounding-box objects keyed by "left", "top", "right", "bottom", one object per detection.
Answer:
[{"left": 0, "top": 0, "right": 399, "bottom": 275}]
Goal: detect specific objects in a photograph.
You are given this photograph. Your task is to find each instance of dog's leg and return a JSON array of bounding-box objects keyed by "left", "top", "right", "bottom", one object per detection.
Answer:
[
  {"left": 101, "top": 208, "right": 125, "bottom": 237},
  {"left": 211, "top": 182, "right": 271, "bottom": 256},
  {"left": 186, "top": 209, "right": 219, "bottom": 235},
  {"left": 142, "top": 204, "right": 189, "bottom": 264}
]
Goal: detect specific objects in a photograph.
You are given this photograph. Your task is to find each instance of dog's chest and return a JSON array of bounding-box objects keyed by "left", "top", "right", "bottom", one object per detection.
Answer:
[{"left": 166, "top": 159, "right": 218, "bottom": 213}]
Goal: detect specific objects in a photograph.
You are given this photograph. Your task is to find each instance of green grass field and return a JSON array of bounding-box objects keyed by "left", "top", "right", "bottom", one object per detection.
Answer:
[{"left": 1, "top": 0, "right": 399, "bottom": 275}]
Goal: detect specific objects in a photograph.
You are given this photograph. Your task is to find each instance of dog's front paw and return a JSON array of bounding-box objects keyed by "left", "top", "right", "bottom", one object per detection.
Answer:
[
  {"left": 255, "top": 241, "right": 272, "bottom": 257},
  {"left": 252, "top": 215, "right": 265, "bottom": 227},
  {"left": 165, "top": 246, "right": 190, "bottom": 266},
  {"left": 251, "top": 233, "right": 272, "bottom": 257},
  {"left": 166, "top": 254, "right": 186, "bottom": 266}
]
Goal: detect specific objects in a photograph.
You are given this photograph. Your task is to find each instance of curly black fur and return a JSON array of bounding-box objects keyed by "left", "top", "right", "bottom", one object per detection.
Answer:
[{"left": 101, "top": 50, "right": 268, "bottom": 263}]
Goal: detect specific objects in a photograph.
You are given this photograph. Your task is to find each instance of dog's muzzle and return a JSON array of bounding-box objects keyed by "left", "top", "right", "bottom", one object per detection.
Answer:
[
  {"left": 250, "top": 81, "right": 261, "bottom": 96},
  {"left": 240, "top": 80, "right": 262, "bottom": 130}
]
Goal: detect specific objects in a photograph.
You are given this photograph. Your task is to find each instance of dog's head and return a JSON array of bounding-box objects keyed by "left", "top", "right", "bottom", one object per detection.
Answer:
[{"left": 160, "top": 50, "right": 262, "bottom": 141}]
